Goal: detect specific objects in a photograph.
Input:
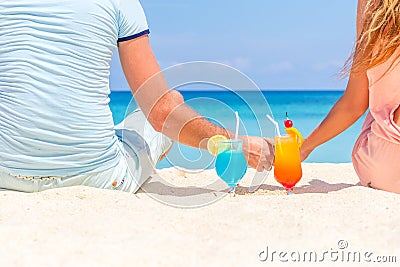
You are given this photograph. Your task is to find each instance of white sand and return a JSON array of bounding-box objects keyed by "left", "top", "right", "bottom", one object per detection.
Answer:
[{"left": 0, "top": 163, "right": 399, "bottom": 267}]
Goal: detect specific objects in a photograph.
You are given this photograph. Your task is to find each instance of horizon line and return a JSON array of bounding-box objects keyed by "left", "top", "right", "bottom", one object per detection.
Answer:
[{"left": 110, "top": 88, "right": 345, "bottom": 92}]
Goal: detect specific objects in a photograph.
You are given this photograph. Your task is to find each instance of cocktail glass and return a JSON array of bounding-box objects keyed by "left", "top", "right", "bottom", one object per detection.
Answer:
[
  {"left": 274, "top": 134, "right": 302, "bottom": 194},
  {"left": 215, "top": 139, "right": 247, "bottom": 196}
]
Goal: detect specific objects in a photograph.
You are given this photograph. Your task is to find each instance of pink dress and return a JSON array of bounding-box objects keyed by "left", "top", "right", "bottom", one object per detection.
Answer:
[{"left": 352, "top": 52, "right": 400, "bottom": 194}]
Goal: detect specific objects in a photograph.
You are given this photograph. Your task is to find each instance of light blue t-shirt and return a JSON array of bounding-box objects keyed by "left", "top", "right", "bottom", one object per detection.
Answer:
[{"left": 0, "top": 0, "right": 149, "bottom": 176}]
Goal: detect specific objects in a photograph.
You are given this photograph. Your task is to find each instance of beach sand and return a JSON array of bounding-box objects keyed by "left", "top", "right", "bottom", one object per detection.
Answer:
[{"left": 0, "top": 163, "right": 399, "bottom": 267}]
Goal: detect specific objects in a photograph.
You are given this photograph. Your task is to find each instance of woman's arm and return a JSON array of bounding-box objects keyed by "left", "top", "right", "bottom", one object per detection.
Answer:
[
  {"left": 117, "top": 35, "right": 274, "bottom": 171},
  {"left": 300, "top": 0, "right": 370, "bottom": 161}
]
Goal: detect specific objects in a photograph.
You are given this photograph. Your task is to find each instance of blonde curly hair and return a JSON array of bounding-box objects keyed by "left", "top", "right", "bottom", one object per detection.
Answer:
[{"left": 344, "top": 0, "right": 400, "bottom": 76}]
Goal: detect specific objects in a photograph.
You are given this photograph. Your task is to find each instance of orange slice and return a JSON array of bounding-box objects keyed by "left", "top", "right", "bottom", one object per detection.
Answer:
[{"left": 285, "top": 127, "right": 304, "bottom": 148}]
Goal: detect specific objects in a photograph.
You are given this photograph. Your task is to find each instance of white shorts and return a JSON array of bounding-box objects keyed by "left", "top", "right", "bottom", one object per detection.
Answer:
[{"left": 0, "top": 110, "right": 173, "bottom": 193}]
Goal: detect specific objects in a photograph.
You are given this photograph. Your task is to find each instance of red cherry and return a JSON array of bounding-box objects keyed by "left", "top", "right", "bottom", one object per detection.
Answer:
[
  {"left": 284, "top": 112, "right": 293, "bottom": 128},
  {"left": 284, "top": 119, "right": 293, "bottom": 128}
]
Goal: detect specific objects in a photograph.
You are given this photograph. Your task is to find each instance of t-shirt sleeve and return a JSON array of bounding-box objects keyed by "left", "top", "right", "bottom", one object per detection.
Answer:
[{"left": 117, "top": 0, "right": 149, "bottom": 42}]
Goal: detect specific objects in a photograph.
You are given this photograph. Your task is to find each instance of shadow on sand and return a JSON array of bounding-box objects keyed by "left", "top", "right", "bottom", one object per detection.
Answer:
[
  {"left": 139, "top": 175, "right": 361, "bottom": 197},
  {"left": 236, "top": 179, "right": 361, "bottom": 195}
]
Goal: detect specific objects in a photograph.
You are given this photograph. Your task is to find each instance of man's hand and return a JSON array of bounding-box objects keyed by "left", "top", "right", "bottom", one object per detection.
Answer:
[{"left": 241, "top": 136, "right": 274, "bottom": 172}]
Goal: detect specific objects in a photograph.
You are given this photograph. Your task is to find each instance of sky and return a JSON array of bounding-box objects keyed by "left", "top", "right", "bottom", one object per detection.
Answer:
[{"left": 109, "top": 0, "right": 358, "bottom": 91}]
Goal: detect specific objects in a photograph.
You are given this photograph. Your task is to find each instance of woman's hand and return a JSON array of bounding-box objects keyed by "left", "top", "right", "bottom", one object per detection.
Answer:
[
  {"left": 241, "top": 136, "right": 274, "bottom": 172},
  {"left": 300, "top": 138, "right": 314, "bottom": 162}
]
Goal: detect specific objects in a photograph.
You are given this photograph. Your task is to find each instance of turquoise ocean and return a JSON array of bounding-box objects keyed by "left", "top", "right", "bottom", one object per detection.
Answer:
[{"left": 109, "top": 90, "right": 365, "bottom": 169}]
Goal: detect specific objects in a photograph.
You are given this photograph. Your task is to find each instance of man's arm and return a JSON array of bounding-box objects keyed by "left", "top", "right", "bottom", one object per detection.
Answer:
[{"left": 118, "top": 35, "right": 273, "bottom": 171}]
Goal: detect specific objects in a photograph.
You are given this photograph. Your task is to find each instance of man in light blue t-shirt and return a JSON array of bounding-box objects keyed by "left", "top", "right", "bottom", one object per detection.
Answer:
[{"left": 0, "top": 0, "right": 274, "bottom": 193}]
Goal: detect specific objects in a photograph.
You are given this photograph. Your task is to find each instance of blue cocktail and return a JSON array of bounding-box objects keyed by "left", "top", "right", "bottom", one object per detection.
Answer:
[{"left": 215, "top": 139, "right": 247, "bottom": 195}]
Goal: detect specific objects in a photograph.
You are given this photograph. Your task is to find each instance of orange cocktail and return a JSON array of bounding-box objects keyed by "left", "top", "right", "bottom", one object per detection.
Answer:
[{"left": 274, "top": 134, "right": 302, "bottom": 192}]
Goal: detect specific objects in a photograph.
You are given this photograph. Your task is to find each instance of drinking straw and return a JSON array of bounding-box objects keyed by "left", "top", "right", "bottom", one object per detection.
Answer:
[
  {"left": 266, "top": 114, "right": 281, "bottom": 137},
  {"left": 235, "top": 111, "right": 240, "bottom": 140}
]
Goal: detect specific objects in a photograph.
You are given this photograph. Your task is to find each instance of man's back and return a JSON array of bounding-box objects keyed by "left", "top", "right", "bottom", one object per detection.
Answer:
[{"left": 0, "top": 0, "right": 149, "bottom": 176}]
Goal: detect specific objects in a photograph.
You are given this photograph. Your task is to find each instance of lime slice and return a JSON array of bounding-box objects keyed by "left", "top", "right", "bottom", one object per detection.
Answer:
[
  {"left": 285, "top": 127, "right": 304, "bottom": 148},
  {"left": 207, "top": 135, "right": 229, "bottom": 156}
]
